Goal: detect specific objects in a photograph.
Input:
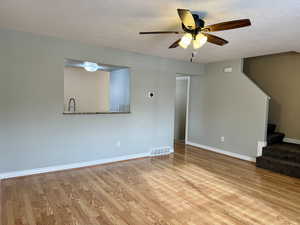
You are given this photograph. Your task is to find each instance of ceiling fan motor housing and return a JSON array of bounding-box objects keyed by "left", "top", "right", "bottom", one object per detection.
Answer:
[{"left": 182, "top": 14, "right": 205, "bottom": 36}]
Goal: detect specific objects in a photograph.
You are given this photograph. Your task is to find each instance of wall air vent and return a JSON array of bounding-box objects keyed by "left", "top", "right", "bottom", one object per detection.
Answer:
[{"left": 150, "top": 146, "right": 173, "bottom": 156}]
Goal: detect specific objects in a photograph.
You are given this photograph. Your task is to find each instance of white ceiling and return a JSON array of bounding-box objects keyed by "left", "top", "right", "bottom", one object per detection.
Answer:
[{"left": 0, "top": 0, "right": 299, "bottom": 63}]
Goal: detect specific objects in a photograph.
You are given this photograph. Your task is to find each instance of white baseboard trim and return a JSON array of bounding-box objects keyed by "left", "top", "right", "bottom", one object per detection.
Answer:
[
  {"left": 0, "top": 152, "right": 150, "bottom": 180},
  {"left": 186, "top": 141, "right": 256, "bottom": 162},
  {"left": 284, "top": 138, "right": 300, "bottom": 145}
]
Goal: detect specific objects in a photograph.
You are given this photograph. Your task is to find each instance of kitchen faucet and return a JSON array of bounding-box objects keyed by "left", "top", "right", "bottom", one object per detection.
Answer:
[{"left": 68, "top": 97, "right": 76, "bottom": 112}]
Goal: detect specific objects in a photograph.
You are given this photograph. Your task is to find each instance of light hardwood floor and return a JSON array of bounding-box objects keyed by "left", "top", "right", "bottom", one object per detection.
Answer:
[{"left": 2, "top": 143, "right": 300, "bottom": 225}]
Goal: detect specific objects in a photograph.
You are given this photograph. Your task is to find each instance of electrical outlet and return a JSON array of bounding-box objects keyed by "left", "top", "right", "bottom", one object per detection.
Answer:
[
  {"left": 220, "top": 136, "right": 225, "bottom": 142},
  {"left": 116, "top": 141, "right": 121, "bottom": 147}
]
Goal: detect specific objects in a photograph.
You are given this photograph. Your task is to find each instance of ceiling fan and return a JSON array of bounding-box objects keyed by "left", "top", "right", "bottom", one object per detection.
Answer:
[{"left": 139, "top": 9, "right": 251, "bottom": 54}]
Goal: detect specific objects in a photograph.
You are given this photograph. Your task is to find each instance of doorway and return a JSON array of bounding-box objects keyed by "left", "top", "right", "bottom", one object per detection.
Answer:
[{"left": 174, "top": 76, "right": 190, "bottom": 144}]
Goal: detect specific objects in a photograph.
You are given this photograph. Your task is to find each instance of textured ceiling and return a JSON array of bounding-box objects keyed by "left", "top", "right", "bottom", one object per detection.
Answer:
[{"left": 0, "top": 0, "right": 299, "bottom": 63}]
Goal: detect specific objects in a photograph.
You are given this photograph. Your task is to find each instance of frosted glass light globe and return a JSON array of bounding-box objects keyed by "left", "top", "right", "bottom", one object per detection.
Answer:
[{"left": 83, "top": 62, "right": 99, "bottom": 72}]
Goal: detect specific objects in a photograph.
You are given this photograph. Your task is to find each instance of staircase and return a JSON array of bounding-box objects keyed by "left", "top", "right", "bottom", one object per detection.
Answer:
[{"left": 256, "top": 124, "right": 300, "bottom": 178}]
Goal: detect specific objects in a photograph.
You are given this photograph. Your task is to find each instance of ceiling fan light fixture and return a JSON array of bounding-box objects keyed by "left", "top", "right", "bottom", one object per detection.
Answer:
[
  {"left": 193, "top": 33, "right": 208, "bottom": 49},
  {"left": 179, "top": 33, "right": 193, "bottom": 49},
  {"left": 83, "top": 62, "right": 99, "bottom": 72}
]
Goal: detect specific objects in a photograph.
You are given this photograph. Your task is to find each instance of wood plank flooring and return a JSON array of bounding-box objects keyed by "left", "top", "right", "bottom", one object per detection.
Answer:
[{"left": 2, "top": 143, "right": 300, "bottom": 225}]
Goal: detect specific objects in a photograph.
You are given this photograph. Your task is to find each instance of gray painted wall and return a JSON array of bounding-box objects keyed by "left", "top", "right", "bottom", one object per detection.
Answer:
[
  {"left": 0, "top": 28, "right": 204, "bottom": 173},
  {"left": 174, "top": 78, "right": 187, "bottom": 141},
  {"left": 188, "top": 59, "right": 269, "bottom": 158}
]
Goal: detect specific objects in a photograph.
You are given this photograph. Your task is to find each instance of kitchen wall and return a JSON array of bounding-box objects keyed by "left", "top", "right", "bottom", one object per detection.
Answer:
[
  {"left": 244, "top": 52, "right": 300, "bottom": 140},
  {"left": 0, "top": 28, "right": 204, "bottom": 174},
  {"left": 64, "top": 67, "right": 110, "bottom": 112},
  {"left": 188, "top": 59, "right": 269, "bottom": 158}
]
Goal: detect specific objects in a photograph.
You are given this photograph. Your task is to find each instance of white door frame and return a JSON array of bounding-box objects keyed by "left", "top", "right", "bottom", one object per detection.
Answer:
[{"left": 175, "top": 76, "right": 190, "bottom": 143}]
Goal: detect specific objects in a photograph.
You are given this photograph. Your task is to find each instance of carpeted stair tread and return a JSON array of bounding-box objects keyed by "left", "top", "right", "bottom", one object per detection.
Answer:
[
  {"left": 262, "top": 143, "right": 300, "bottom": 163},
  {"left": 264, "top": 142, "right": 300, "bottom": 153},
  {"left": 267, "top": 132, "right": 285, "bottom": 145},
  {"left": 258, "top": 156, "right": 300, "bottom": 167},
  {"left": 256, "top": 123, "right": 300, "bottom": 178},
  {"left": 256, "top": 156, "right": 300, "bottom": 178}
]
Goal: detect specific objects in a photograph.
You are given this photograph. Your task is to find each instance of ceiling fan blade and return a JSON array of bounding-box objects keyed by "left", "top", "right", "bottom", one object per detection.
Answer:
[
  {"left": 177, "top": 9, "right": 196, "bottom": 30},
  {"left": 169, "top": 39, "right": 181, "bottom": 49},
  {"left": 203, "top": 33, "right": 228, "bottom": 46},
  {"left": 203, "top": 19, "right": 251, "bottom": 32},
  {"left": 139, "top": 31, "right": 181, "bottom": 34}
]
